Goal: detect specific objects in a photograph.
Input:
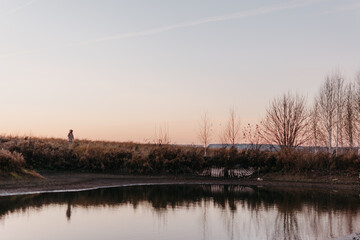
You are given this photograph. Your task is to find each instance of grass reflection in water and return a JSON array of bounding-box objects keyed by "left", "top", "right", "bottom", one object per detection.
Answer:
[{"left": 0, "top": 185, "right": 359, "bottom": 240}]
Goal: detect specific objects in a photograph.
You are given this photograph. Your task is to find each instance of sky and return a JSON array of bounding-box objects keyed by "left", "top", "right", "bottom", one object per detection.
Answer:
[{"left": 0, "top": 0, "right": 359, "bottom": 144}]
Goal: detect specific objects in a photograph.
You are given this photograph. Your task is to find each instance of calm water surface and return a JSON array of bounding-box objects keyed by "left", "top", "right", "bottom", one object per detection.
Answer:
[{"left": 0, "top": 184, "right": 359, "bottom": 240}]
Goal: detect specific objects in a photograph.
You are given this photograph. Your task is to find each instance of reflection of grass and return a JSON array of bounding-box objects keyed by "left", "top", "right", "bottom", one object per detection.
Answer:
[
  {"left": 0, "top": 136, "right": 360, "bottom": 176},
  {"left": 0, "top": 185, "right": 357, "bottom": 240},
  {"left": 0, "top": 185, "right": 359, "bottom": 218}
]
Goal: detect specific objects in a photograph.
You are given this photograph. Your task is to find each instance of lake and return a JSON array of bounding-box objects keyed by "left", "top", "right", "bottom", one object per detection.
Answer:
[{"left": 0, "top": 184, "right": 359, "bottom": 240}]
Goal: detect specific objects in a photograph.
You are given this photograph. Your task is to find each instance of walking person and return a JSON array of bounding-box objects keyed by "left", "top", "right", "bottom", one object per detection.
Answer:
[{"left": 68, "top": 129, "right": 74, "bottom": 144}]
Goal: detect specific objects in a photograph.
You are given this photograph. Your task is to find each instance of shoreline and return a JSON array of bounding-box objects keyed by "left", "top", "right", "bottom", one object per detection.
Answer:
[{"left": 1, "top": 172, "right": 360, "bottom": 196}]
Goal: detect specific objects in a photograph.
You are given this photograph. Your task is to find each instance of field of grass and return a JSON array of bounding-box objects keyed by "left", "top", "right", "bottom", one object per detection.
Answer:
[{"left": 0, "top": 136, "right": 359, "bottom": 178}]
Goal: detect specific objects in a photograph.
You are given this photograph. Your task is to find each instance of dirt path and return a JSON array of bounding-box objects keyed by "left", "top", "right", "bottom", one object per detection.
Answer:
[{"left": 1, "top": 172, "right": 360, "bottom": 196}]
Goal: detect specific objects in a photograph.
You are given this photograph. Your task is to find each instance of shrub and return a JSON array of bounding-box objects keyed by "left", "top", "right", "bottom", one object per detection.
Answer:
[{"left": 0, "top": 149, "right": 25, "bottom": 173}]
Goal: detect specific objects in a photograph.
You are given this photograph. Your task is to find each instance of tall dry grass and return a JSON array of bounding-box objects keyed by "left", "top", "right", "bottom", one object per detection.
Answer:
[
  {"left": 1, "top": 136, "right": 359, "bottom": 175},
  {"left": 0, "top": 149, "right": 25, "bottom": 172},
  {"left": 0, "top": 136, "right": 204, "bottom": 174}
]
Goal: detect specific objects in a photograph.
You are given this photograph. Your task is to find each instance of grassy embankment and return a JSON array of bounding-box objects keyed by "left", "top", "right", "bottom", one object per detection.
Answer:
[
  {"left": 0, "top": 148, "right": 41, "bottom": 179},
  {"left": 0, "top": 136, "right": 359, "bottom": 180}
]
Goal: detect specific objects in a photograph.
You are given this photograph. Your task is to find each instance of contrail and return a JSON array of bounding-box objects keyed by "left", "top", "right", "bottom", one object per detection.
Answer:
[
  {"left": 0, "top": 0, "right": 329, "bottom": 58},
  {"left": 71, "top": 0, "right": 329, "bottom": 46},
  {"left": 1, "top": 0, "right": 40, "bottom": 18},
  {"left": 319, "top": 2, "right": 360, "bottom": 15}
]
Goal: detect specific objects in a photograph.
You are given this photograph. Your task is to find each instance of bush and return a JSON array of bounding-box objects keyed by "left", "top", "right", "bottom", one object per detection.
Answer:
[{"left": 0, "top": 149, "right": 25, "bottom": 173}]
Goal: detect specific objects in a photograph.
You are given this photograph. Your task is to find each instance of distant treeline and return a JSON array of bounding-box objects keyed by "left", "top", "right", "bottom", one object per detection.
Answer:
[{"left": 199, "top": 70, "right": 360, "bottom": 154}]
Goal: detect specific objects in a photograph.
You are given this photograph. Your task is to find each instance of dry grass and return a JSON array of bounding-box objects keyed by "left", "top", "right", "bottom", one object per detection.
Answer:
[
  {"left": 0, "top": 148, "right": 40, "bottom": 178},
  {"left": 0, "top": 136, "right": 204, "bottom": 174},
  {"left": 1, "top": 136, "right": 359, "bottom": 176}
]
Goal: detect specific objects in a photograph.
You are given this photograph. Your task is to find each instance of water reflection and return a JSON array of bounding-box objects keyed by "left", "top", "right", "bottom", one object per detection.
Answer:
[
  {"left": 66, "top": 200, "right": 71, "bottom": 221},
  {"left": 0, "top": 185, "right": 359, "bottom": 240}
]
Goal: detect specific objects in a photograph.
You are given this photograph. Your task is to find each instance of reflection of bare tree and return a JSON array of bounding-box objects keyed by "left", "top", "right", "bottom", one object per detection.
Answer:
[
  {"left": 152, "top": 205, "right": 168, "bottom": 232},
  {"left": 201, "top": 199, "right": 208, "bottom": 240},
  {"left": 1, "top": 185, "right": 360, "bottom": 239},
  {"left": 273, "top": 209, "right": 300, "bottom": 240},
  {"left": 219, "top": 203, "right": 234, "bottom": 240}
]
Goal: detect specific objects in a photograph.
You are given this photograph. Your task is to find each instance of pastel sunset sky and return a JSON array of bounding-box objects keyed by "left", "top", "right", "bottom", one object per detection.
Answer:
[{"left": 0, "top": 0, "right": 359, "bottom": 144}]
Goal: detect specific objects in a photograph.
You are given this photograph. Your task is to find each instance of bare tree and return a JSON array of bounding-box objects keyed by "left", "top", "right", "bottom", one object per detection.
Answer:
[
  {"left": 318, "top": 75, "right": 337, "bottom": 151},
  {"left": 222, "top": 107, "right": 241, "bottom": 146},
  {"left": 334, "top": 73, "right": 345, "bottom": 151},
  {"left": 260, "top": 93, "right": 309, "bottom": 149},
  {"left": 154, "top": 123, "right": 170, "bottom": 145},
  {"left": 344, "top": 82, "right": 356, "bottom": 148},
  {"left": 310, "top": 99, "right": 324, "bottom": 152},
  {"left": 198, "top": 112, "right": 212, "bottom": 156},
  {"left": 242, "top": 123, "right": 262, "bottom": 150},
  {"left": 354, "top": 71, "right": 360, "bottom": 148}
]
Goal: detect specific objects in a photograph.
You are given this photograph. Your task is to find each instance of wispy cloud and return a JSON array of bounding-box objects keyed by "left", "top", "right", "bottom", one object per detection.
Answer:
[
  {"left": 319, "top": 2, "right": 360, "bottom": 15},
  {"left": 0, "top": 0, "right": 328, "bottom": 58},
  {"left": 72, "top": 0, "right": 329, "bottom": 46},
  {"left": 1, "top": 0, "right": 40, "bottom": 18}
]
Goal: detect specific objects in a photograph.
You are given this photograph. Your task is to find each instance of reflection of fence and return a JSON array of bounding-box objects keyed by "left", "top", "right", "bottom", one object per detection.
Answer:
[
  {"left": 230, "top": 185, "right": 254, "bottom": 194},
  {"left": 199, "top": 167, "right": 255, "bottom": 178},
  {"left": 200, "top": 185, "right": 255, "bottom": 194},
  {"left": 210, "top": 185, "right": 225, "bottom": 193}
]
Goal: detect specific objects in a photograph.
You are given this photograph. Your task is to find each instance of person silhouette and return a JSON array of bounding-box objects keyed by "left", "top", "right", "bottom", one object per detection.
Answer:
[{"left": 68, "top": 129, "right": 74, "bottom": 144}]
